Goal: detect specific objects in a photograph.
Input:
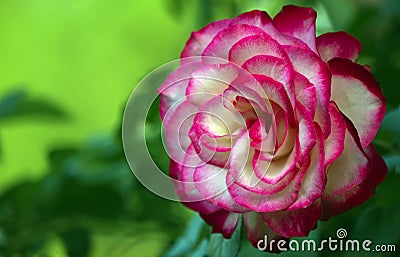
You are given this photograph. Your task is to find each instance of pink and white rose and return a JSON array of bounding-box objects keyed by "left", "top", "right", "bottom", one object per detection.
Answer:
[{"left": 158, "top": 5, "right": 387, "bottom": 250}]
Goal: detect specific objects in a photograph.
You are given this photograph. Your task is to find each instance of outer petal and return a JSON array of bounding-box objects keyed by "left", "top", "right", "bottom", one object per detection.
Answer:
[
  {"left": 170, "top": 156, "right": 220, "bottom": 214},
  {"left": 273, "top": 5, "right": 317, "bottom": 53},
  {"left": 243, "top": 212, "right": 288, "bottom": 253},
  {"left": 182, "top": 19, "right": 232, "bottom": 58},
  {"left": 329, "top": 58, "right": 386, "bottom": 147},
  {"left": 317, "top": 31, "right": 362, "bottom": 62},
  {"left": 261, "top": 200, "right": 321, "bottom": 238},
  {"left": 202, "top": 24, "right": 266, "bottom": 59},
  {"left": 323, "top": 118, "right": 369, "bottom": 199},
  {"left": 159, "top": 60, "right": 203, "bottom": 119},
  {"left": 228, "top": 34, "right": 287, "bottom": 66},
  {"left": 231, "top": 10, "right": 307, "bottom": 48},
  {"left": 200, "top": 210, "right": 240, "bottom": 238},
  {"left": 194, "top": 164, "right": 249, "bottom": 213},
  {"left": 163, "top": 100, "right": 198, "bottom": 164},
  {"left": 322, "top": 145, "right": 388, "bottom": 220}
]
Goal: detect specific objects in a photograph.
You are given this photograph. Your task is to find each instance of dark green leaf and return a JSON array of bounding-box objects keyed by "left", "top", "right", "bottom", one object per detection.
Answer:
[
  {"left": 383, "top": 154, "right": 400, "bottom": 172},
  {"left": 0, "top": 90, "right": 67, "bottom": 120},
  {"left": 164, "top": 214, "right": 205, "bottom": 257},
  {"left": 208, "top": 218, "right": 241, "bottom": 257},
  {"left": 187, "top": 239, "right": 208, "bottom": 257}
]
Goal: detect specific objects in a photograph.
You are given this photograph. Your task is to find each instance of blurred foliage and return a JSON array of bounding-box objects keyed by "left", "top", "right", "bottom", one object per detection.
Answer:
[
  {"left": 0, "top": 90, "right": 190, "bottom": 256},
  {"left": 0, "top": 0, "right": 400, "bottom": 256}
]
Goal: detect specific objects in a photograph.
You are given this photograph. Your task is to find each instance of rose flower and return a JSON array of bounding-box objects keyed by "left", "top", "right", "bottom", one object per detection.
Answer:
[{"left": 158, "top": 5, "right": 387, "bottom": 250}]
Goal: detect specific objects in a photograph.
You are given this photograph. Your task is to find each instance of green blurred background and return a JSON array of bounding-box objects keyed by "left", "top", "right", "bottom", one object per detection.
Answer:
[{"left": 0, "top": 0, "right": 399, "bottom": 256}]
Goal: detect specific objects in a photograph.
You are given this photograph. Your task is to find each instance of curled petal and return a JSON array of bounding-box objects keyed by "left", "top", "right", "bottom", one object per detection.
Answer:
[
  {"left": 200, "top": 210, "right": 240, "bottom": 238},
  {"left": 182, "top": 19, "right": 232, "bottom": 58},
  {"left": 186, "top": 63, "right": 240, "bottom": 106},
  {"left": 294, "top": 72, "right": 316, "bottom": 118},
  {"left": 194, "top": 164, "right": 249, "bottom": 212},
  {"left": 288, "top": 124, "right": 325, "bottom": 210},
  {"left": 296, "top": 103, "right": 317, "bottom": 159},
  {"left": 228, "top": 34, "right": 287, "bottom": 66},
  {"left": 170, "top": 151, "right": 221, "bottom": 214},
  {"left": 229, "top": 154, "right": 306, "bottom": 212},
  {"left": 159, "top": 60, "right": 203, "bottom": 119},
  {"left": 317, "top": 31, "right": 362, "bottom": 62},
  {"left": 324, "top": 102, "right": 346, "bottom": 168},
  {"left": 243, "top": 56, "right": 295, "bottom": 106},
  {"left": 195, "top": 95, "right": 241, "bottom": 138},
  {"left": 273, "top": 5, "right": 317, "bottom": 53},
  {"left": 252, "top": 74, "right": 296, "bottom": 127},
  {"left": 322, "top": 145, "right": 388, "bottom": 220},
  {"left": 323, "top": 118, "right": 369, "bottom": 199},
  {"left": 227, "top": 131, "right": 296, "bottom": 195},
  {"left": 164, "top": 100, "right": 199, "bottom": 164},
  {"left": 262, "top": 199, "right": 321, "bottom": 237},
  {"left": 189, "top": 95, "right": 242, "bottom": 167},
  {"left": 203, "top": 24, "right": 266, "bottom": 59},
  {"left": 231, "top": 10, "right": 307, "bottom": 48},
  {"left": 284, "top": 45, "right": 331, "bottom": 138},
  {"left": 329, "top": 58, "right": 386, "bottom": 147},
  {"left": 243, "top": 212, "right": 288, "bottom": 253}
]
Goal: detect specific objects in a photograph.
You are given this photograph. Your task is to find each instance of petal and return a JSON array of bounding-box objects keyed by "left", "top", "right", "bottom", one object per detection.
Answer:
[
  {"left": 294, "top": 71, "right": 316, "bottom": 119},
  {"left": 229, "top": 151, "right": 306, "bottom": 212},
  {"left": 317, "top": 31, "right": 362, "bottom": 62},
  {"left": 195, "top": 95, "right": 241, "bottom": 137},
  {"left": 252, "top": 74, "right": 295, "bottom": 127},
  {"left": 273, "top": 5, "right": 317, "bottom": 53},
  {"left": 159, "top": 60, "right": 203, "bottom": 119},
  {"left": 163, "top": 100, "right": 198, "bottom": 164},
  {"left": 186, "top": 63, "right": 240, "bottom": 106},
  {"left": 227, "top": 132, "right": 297, "bottom": 195},
  {"left": 189, "top": 127, "right": 231, "bottom": 168},
  {"left": 242, "top": 56, "right": 295, "bottom": 106},
  {"left": 324, "top": 102, "right": 346, "bottom": 167},
  {"left": 288, "top": 125, "right": 326, "bottom": 210},
  {"left": 284, "top": 45, "right": 331, "bottom": 138},
  {"left": 253, "top": 146, "right": 298, "bottom": 185},
  {"left": 203, "top": 24, "right": 266, "bottom": 59},
  {"left": 329, "top": 58, "right": 386, "bottom": 147},
  {"left": 182, "top": 19, "right": 232, "bottom": 58},
  {"left": 231, "top": 10, "right": 307, "bottom": 48},
  {"left": 194, "top": 163, "right": 249, "bottom": 212},
  {"left": 243, "top": 212, "right": 288, "bottom": 253},
  {"left": 323, "top": 118, "right": 369, "bottom": 198},
  {"left": 170, "top": 154, "right": 221, "bottom": 214},
  {"left": 200, "top": 210, "right": 240, "bottom": 238},
  {"left": 288, "top": 124, "right": 325, "bottom": 210},
  {"left": 322, "top": 145, "right": 388, "bottom": 220},
  {"left": 228, "top": 34, "right": 287, "bottom": 66},
  {"left": 189, "top": 95, "right": 242, "bottom": 167},
  {"left": 296, "top": 103, "right": 317, "bottom": 159},
  {"left": 261, "top": 200, "right": 322, "bottom": 237}
]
